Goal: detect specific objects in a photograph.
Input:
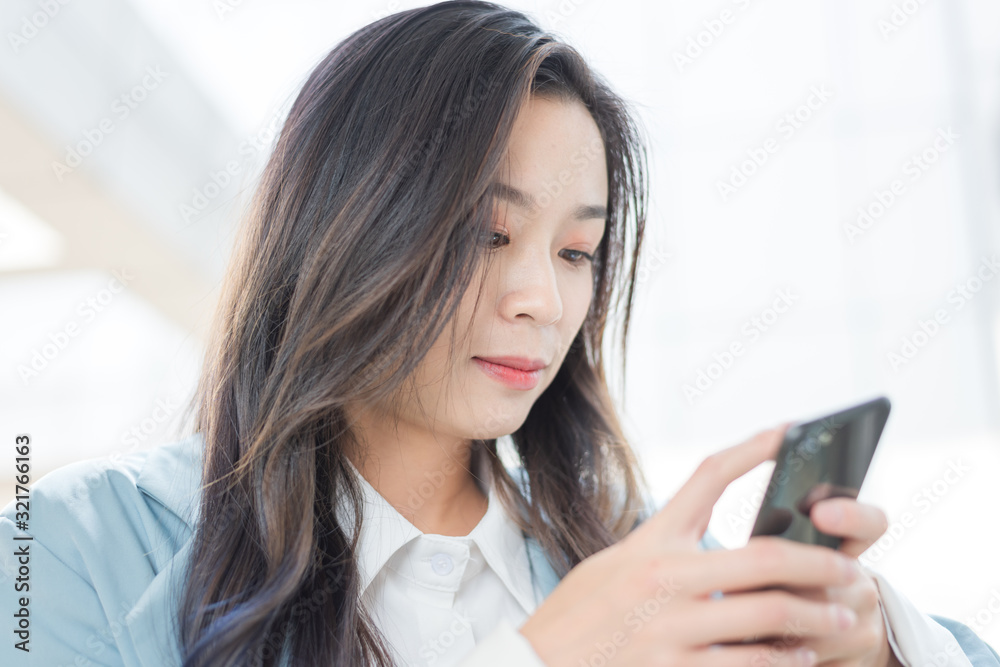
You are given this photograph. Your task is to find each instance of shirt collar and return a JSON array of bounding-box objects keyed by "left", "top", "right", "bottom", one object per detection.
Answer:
[
  {"left": 336, "top": 446, "right": 537, "bottom": 615},
  {"left": 132, "top": 432, "right": 538, "bottom": 614}
]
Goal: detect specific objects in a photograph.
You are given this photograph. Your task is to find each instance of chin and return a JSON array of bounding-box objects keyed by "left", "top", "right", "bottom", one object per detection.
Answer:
[{"left": 466, "top": 406, "right": 528, "bottom": 441}]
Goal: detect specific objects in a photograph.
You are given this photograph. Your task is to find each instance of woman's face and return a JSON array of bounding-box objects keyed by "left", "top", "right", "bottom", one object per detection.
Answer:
[{"left": 399, "top": 94, "right": 609, "bottom": 441}]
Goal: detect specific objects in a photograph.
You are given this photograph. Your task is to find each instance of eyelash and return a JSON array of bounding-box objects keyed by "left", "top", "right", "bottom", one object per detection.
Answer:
[{"left": 483, "top": 230, "right": 595, "bottom": 266}]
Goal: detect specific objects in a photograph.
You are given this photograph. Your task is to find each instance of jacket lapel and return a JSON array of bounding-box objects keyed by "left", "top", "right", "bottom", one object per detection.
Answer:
[{"left": 123, "top": 433, "right": 202, "bottom": 666}]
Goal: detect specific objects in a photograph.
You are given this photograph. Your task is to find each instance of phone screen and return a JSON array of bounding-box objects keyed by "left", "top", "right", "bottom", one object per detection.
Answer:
[{"left": 750, "top": 396, "right": 891, "bottom": 549}]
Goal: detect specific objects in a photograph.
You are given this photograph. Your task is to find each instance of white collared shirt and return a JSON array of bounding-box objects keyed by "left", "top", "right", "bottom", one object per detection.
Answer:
[
  {"left": 337, "top": 452, "right": 545, "bottom": 666},
  {"left": 337, "top": 454, "right": 977, "bottom": 667}
]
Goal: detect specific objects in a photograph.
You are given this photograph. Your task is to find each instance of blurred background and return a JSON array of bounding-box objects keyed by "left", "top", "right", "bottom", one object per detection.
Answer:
[{"left": 1, "top": 0, "right": 998, "bottom": 648}]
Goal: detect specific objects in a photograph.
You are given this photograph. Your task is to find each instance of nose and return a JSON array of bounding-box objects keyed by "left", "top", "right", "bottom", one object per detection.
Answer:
[{"left": 496, "top": 247, "right": 563, "bottom": 326}]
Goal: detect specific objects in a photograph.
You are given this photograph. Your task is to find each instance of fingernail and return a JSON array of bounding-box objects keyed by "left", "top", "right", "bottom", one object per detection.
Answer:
[
  {"left": 834, "top": 605, "right": 858, "bottom": 629},
  {"left": 796, "top": 647, "right": 818, "bottom": 666}
]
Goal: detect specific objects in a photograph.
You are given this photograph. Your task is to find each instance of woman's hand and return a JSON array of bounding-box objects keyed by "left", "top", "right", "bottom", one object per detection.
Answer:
[
  {"left": 750, "top": 497, "right": 903, "bottom": 667},
  {"left": 518, "top": 424, "right": 867, "bottom": 667}
]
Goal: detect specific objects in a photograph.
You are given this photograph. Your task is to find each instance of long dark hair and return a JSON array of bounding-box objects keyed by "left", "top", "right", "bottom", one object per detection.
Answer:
[{"left": 176, "top": 1, "right": 652, "bottom": 664}]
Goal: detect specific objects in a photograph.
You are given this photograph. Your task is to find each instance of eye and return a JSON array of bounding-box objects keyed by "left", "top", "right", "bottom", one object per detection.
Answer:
[
  {"left": 482, "top": 229, "right": 595, "bottom": 267},
  {"left": 561, "top": 249, "right": 594, "bottom": 266},
  {"left": 483, "top": 229, "right": 510, "bottom": 250}
]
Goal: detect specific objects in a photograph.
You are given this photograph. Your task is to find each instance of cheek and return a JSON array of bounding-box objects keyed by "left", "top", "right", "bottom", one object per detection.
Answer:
[
  {"left": 562, "top": 272, "right": 595, "bottom": 322},
  {"left": 555, "top": 276, "right": 594, "bottom": 353}
]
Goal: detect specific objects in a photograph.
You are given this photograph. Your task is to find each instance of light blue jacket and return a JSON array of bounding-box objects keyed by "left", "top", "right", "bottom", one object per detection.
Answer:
[{"left": 1, "top": 432, "right": 997, "bottom": 666}]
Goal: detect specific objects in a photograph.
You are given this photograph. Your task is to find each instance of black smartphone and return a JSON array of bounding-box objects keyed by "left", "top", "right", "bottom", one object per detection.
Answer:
[{"left": 749, "top": 396, "right": 892, "bottom": 550}]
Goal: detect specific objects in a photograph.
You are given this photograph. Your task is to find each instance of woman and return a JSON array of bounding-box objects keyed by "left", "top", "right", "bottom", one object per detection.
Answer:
[{"left": 2, "top": 2, "right": 997, "bottom": 666}]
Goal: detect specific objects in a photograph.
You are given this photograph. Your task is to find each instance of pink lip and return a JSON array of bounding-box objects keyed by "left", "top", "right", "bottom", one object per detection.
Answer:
[{"left": 473, "top": 357, "right": 545, "bottom": 390}]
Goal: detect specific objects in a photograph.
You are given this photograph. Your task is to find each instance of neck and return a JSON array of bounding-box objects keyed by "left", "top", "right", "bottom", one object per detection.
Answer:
[{"left": 343, "top": 402, "right": 490, "bottom": 537}]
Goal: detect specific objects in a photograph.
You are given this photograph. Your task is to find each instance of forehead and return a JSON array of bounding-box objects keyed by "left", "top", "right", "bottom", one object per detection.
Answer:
[{"left": 498, "top": 95, "right": 608, "bottom": 208}]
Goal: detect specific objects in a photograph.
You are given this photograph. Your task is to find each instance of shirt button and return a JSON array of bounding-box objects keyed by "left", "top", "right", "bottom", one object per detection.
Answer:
[{"left": 431, "top": 552, "right": 454, "bottom": 575}]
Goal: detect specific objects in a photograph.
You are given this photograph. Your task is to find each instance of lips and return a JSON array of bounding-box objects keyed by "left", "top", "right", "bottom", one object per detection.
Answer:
[
  {"left": 472, "top": 356, "right": 548, "bottom": 371},
  {"left": 472, "top": 356, "right": 547, "bottom": 390}
]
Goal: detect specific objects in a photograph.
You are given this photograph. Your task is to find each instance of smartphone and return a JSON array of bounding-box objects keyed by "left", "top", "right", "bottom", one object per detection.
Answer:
[{"left": 749, "top": 396, "right": 892, "bottom": 550}]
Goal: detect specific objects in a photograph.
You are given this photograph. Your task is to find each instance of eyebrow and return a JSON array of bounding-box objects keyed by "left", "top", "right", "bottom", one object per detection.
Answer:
[{"left": 488, "top": 181, "right": 608, "bottom": 222}]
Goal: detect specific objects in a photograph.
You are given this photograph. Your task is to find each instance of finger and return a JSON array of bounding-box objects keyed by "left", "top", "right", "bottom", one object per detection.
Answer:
[
  {"left": 797, "top": 617, "right": 885, "bottom": 664},
  {"left": 766, "top": 584, "right": 844, "bottom": 605},
  {"left": 759, "top": 577, "right": 883, "bottom": 662},
  {"left": 765, "top": 575, "right": 874, "bottom": 610},
  {"left": 809, "top": 498, "right": 889, "bottom": 558},
  {"left": 635, "top": 423, "right": 791, "bottom": 545},
  {"left": 673, "top": 588, "right": 856, "bottom": 646},
  {"left": 686, "top": 643, "right": 819, "bottom": 667},
  {"left": 794, "top": 587, "right": 884, "bottom": 663},
  {"left": 670, "top": 537, "right": 859, "bottom": 597}
]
